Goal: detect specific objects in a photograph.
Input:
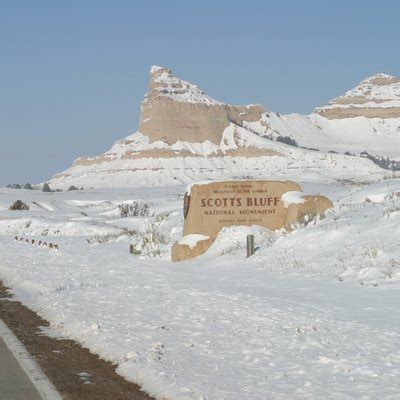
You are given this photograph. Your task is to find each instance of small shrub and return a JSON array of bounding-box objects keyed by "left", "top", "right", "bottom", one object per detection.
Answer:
[
  {"left": 364, "top": 247, "right": 379, "bottom": 259},
  {"left": 23, "top": 183, "right": 33, "bottom": 190},
  {"left": 360, "top": 151, "right": 400, "bottom": 171},
  {"left": 275, "top": 135, "right": 298, "bottom": 147},
  {"left": 138, "top": 222, "right": 168, "bottom": 257},
  {"left": 119, "top": 202, "right": 151, "bottom": 218},
  {"left": 9, "top": 200, "right": 29, "bottom": 210},
  {"left": 382, "top": 258, "right": 399, "bottom": 280},
  {"left": 129, "top": 243, "right": 141, "bottom": 255},
  {"left": 86, "top": 229, "right": 138, "bottom": 244},
  {"left": 68, "top": 185, "right": 78, "bottom": 191},
  {"left": 42, "top": 183, "right": 52, "bottom": 192},
  {"left": 220, "top": 241, "right": 243, "bottom": 255}
]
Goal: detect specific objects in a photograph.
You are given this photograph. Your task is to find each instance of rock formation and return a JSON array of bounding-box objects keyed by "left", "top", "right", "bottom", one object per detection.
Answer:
[
  {"left": 49, "top": 67, "right": 398, "bottom": 189},
  {"left": 139, "top": 66, "right": 268, "bottom": 145},
  {"left": 314, "top": 73, "right": 400, "bottom": 119}
]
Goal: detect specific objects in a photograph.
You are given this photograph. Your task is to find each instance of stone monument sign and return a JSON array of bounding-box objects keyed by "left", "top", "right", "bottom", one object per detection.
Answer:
[{"left": 172, "top": 180, "right": 333, "bottom": 262}]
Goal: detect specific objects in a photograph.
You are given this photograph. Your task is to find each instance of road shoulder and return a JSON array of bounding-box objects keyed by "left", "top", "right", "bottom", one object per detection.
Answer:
[
  {"left": 0, "top": 281, "right": 153, "bottom": 400},
  {"left": 0, "top": 320, "right": 61, "bottom": 400}
]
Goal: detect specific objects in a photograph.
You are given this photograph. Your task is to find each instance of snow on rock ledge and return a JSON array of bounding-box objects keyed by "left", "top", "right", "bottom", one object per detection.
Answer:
[
  {"left": 281, "top": 191, "right": 306, "bottom": 208},
  {"left": 178, "top": 234, "right": 210, "bottom": 249}
]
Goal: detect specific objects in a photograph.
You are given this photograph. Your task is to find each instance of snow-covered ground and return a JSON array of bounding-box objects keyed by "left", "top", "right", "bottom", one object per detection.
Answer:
[{"left": 0, "top": 176, "right": 399, "bottom": 399}]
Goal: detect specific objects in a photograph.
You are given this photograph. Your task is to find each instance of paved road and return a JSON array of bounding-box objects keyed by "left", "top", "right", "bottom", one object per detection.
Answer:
[{"left": 0, "top": 336, "right": 42, "bottom": 399}]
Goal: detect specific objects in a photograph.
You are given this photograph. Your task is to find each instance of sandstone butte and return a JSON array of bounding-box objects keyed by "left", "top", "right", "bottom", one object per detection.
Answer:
[
  {"left": 171, "top": 180, "right": 333, "bottom": 262},
  {"left": 139, "top": 66, "right": 268, "bottom": 146}
]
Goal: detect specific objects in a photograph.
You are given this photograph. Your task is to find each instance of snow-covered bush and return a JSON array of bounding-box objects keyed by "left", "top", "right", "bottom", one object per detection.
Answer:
[
  {"left": 381, "top": 258, "right": 399, "bottom": 280},
  {"left": 209, "top": 226, "right": 277, "bottom": 257},
  {"left": 118, "top": 202, "right": 151, "bottom": 218},
  {"left": 275, "top": 135, "right": 298, "bottom": 147},
  {"left": 132, "top": 211, "right": 177, "bottom": 258},
  {"left": 86, "top": 230, "right": 138, "bottom": 244},
  {"left": 138, "top": 222, "right": 168, "bottom": 257},
  {"left": 68, "top": 185, "right": 78, "bottom": 191},
  {"left": 360, "top": 151, "right": 400, "bottom": 171},
  {"left": 9, "top": 200, "right": 29, "bottom": 210}
]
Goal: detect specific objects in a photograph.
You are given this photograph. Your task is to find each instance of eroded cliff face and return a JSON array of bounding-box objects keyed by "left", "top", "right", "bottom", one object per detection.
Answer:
[
  {"left": 314, "top": 73, "right": 400, "bottom": 119},
  {"left": 139, "top": 66, "right": 268, "bottom": 145}
]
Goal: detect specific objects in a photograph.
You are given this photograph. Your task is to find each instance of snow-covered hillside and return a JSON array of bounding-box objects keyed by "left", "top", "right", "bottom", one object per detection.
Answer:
[
  {"left": 50, "top": 127, "right": 389, "bottom": 189},
  {"left": 266, "top": 111, "right": 400, "bottom": 159},
  {"left": 46, "top": 67, "right": 400, "bottom": 189},
  {"left": 266, "top": 73, "right": 400, "bottom": 159}
]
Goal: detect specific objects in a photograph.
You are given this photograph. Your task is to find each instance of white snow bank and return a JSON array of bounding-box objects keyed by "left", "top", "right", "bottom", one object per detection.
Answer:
[
  {"left": 203, "top": 225, "right": 276, "bottom": 258},
  {"left": 365, "top": 193, "right": 389, "bottom": 203},
  {"left": 177, "top": 234, "right": 210, "bottom": 249},
  {"left": 281, "top": 191, "right": 306, "bottom": 207},
  {"left": 150, "top": 65, "right": 165, "bottom": 73}
]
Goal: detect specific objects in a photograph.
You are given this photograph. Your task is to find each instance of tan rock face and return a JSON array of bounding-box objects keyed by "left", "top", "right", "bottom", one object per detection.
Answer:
[
  {"left": 284, "top": 195, "right": 333, "bottom": 227},
  {"left": 121, "top": 147, "right": 281, "bottom": 159},
  {"left": 332, "top": 96, "right": 391, "bottom": 105},
  {"left": 316, "top": 107, "right": 400, "bottom": 119},
  {"left": 368, "top": 76, "right": 400, "bottom": 85},
  {"left": 220, "top": 147, "right": 282, "bottom": 158},
  {"left": 73, "top": 155, "right": 117, "bottom": 166},
  {"left": 314, "top": 73, "right": 400, "bottom": 120},
  {"left": 140, "top": 99, "right": 231, "bottom": 145},
  {"left": 171, "top": 237, "right": 215, "bottom": 262},
  {"left": 139, "top": 67, "right": 267, "bottom": 145},
  {"left": 122, "top": 148, "right": 201, "bottom": 159},
  {"left": 171, "top": 180, "right": 333, "bottom": 261}
]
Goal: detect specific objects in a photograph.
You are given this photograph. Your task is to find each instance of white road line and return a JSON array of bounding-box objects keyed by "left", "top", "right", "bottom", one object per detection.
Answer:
[{"left": 0, "top": 319, "right": 63, "bottom": 400}]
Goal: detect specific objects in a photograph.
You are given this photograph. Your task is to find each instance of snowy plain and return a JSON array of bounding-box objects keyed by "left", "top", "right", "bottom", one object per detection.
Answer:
[{"left": 0, "top": 174, "right": 399, "bottom": 399}]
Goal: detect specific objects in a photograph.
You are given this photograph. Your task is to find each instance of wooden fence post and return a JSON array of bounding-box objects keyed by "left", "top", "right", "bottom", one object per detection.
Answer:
[{"left": 246, "top": 234, "right": 255, "bottom": 258}]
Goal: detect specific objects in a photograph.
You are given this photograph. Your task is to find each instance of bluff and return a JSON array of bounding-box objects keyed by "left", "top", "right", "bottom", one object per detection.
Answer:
[{"left": 49, "top": 67, "right": 394, "bottom": 189}]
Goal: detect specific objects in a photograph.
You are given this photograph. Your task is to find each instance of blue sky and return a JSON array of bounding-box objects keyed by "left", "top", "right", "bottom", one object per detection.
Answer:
[{"left": 1, "top": 0, "right": 399, "bottom": 186}]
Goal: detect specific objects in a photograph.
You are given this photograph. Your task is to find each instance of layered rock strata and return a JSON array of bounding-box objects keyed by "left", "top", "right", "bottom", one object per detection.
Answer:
[{"left": 314, "top": 73, "right": 400, "bottom": 119}]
